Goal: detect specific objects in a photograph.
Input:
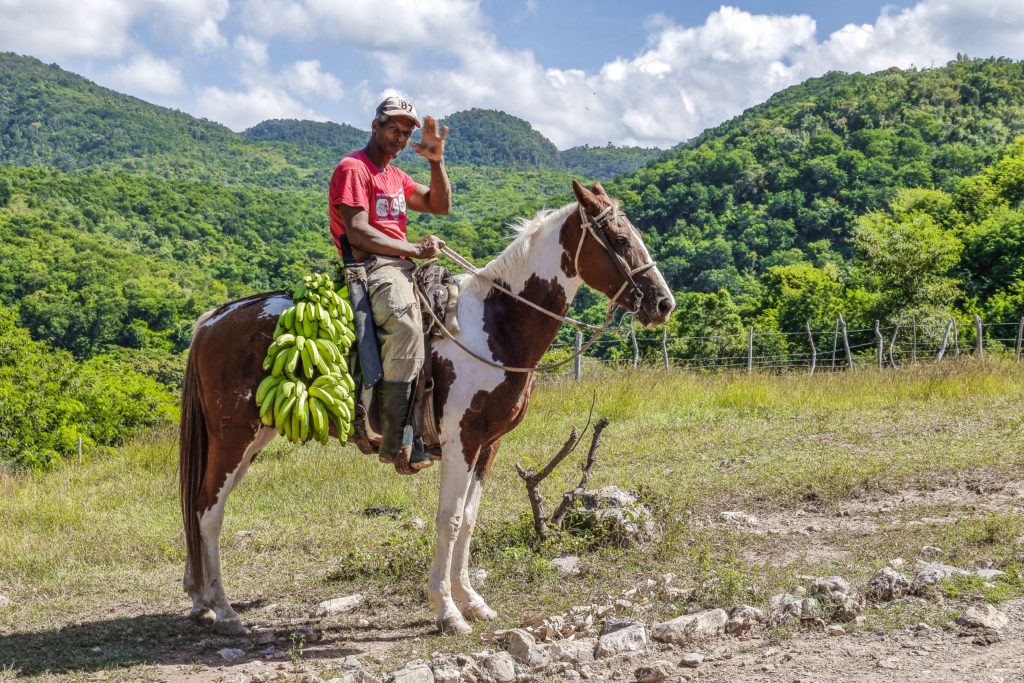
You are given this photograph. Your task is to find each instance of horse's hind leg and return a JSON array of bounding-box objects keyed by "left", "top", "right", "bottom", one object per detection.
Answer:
[
  {"left": 451, "top": 439, "right": 500, "bottom": 621},
  {"left": 195, "top": 429, "right": 273, "bottom": 634}
]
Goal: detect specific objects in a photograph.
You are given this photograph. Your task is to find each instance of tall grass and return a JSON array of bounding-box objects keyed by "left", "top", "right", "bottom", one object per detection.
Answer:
[{"left": 2, "top": 359, "right": 1023, "bottom": 676}]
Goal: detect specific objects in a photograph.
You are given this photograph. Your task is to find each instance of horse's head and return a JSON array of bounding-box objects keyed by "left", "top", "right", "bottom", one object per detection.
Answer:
[{"left": 564, "top": 180, "right": 675, "bottom": 328}]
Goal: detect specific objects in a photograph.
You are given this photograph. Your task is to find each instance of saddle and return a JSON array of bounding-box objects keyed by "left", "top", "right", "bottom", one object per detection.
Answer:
[{"left": 346, "top": 260, "right": 461, "bottom": 467}]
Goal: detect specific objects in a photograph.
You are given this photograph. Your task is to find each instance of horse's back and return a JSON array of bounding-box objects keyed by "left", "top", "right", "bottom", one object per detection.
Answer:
[{"left": 190, "top": 292, "right": 289, "bottom": 425}]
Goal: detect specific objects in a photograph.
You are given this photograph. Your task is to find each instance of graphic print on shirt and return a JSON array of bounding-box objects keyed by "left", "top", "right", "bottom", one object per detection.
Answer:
[{"left": 375, "top": 191, "right": 406, "bottom": 221}]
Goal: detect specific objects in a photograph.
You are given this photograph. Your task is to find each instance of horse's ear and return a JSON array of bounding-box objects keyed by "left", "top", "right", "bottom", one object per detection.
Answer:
[
  {"left": 572, "top": 179, "right": 603, "bottom": 214},
  {"left": 591, "top": 181, "right": 608, "bottom": 197}
]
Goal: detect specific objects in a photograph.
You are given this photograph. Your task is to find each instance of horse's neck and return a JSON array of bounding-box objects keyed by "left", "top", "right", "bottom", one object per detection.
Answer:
[{"left": 461, "top": 208, "right": 581, "bottom": 368}]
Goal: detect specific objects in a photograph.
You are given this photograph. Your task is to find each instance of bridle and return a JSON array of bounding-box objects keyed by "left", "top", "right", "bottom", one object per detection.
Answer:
[
  {"left": 573, "top": 203, "right": 658, "bottom": 314},
  {"left": 416, "top": 201, "right": 660, "bottom": 373}
]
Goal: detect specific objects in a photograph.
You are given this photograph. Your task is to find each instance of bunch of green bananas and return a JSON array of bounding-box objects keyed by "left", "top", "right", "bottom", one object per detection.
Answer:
[{"left": 255, "top": 272, "right": 358, "bottom": 444}]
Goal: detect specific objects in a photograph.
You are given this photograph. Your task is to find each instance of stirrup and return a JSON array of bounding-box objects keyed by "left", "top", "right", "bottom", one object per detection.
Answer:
[{"left": 379, "top": 426, "right": 433, "bottom": 472}]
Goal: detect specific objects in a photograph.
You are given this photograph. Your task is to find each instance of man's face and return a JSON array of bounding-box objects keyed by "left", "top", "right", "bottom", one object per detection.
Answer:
[{"left": 373, "top": 117, "right": 416, "bottom": 157}]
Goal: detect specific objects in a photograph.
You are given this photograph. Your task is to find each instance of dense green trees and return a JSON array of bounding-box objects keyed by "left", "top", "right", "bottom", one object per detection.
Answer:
[{"left": 0, "top": 303, "right": 176, "bottom": 470}]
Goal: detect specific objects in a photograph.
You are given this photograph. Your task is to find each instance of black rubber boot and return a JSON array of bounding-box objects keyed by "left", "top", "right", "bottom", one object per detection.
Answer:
[{"left": 375, "top": 381, "right": 434, "bottom": 470}]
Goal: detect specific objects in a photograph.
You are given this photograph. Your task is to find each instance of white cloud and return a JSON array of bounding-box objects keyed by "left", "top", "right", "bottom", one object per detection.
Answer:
[
  {"left": 105, "top": 53, "right": 186, "bottom": 96},
  {"left": 235, "top": 35, "right": 269, "bottom": 65},
  {"left": 0, "top": 0, "right": 135, "bottom": 59},
  {"left": 194, "top": 85, "right": 326, "bottom": 131},
  {"left": 238, "top": 0, "right": 483, "bottom": 51},
  {"left": 0, "top": 0, "right": 229, "bottom": 60},
  {"left": 282, "top": 60, "right": 344, "bottom": 101},
  {"left": 364, "top": 0, "right": 1024, "bottom": 148}
]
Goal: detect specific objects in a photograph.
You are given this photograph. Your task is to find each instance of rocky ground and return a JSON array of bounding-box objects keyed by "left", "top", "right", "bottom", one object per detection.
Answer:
[{"left": 96, "top": 483, "right": 1024, "bottom": 683}]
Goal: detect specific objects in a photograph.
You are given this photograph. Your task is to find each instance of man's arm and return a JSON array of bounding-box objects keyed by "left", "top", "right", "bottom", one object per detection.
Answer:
[
  {"left": 407, "top": 116, "right": 451, "bottom": 215},
  {"left": 337, "top": 204, "right": 445, "bottom": 259}
]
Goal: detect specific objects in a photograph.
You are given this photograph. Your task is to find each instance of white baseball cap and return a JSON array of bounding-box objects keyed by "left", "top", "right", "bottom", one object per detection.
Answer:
[{"left": 376, "top": 97, "right": 421, "bottom": 127}]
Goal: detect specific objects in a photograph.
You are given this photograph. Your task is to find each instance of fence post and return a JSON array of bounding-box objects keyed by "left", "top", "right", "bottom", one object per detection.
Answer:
[
  {"left": 874, "top": 320, "right": 883, "bottom": 369},
  {"left": 839, "top": 314, "right": 853, "bottom": 369},
  {"left": 806, "top": 321, "right": 816, "bottom": 376},
  {"left": 974, "top": 314, "right": 983, "bottom": 358},
  {"left": 911, "top": 315, "right": 917, "bottom": 365},
  {"left": 661, "top": 326, "right": 669, "bottom": 371},
  {"left": 77, "top": 436, "right": 83, "bottom": 466},
  {"left": 630, "top": 321, "right": 639, "bottom": 369},
  {"left": 573, "top": 331, "right": 582, "bottom": 381},
  {"left": 937, "top": 318, "right": 953, "bottom": 361},
  {"left": 888, "top": 315, "right": 903, "bottom": 369},
  {"left": 831, "top": 318, "right": 840, "bottom": 370},
  {"left": 1016, "top": 316, "right": 1024, "bottom": 362},
  {"left": 953, "top": 318, "right": 960, "bottom": 356},
  {"left": 747, "top": 325, "right": 754, "bottom": 373}
]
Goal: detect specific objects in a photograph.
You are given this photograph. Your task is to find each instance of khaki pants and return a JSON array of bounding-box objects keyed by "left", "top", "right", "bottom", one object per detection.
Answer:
[{"left": 365, "top": 255, "right": 423, "bottom": 382}]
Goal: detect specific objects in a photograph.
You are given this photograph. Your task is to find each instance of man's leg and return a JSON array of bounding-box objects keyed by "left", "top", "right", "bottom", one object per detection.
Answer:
[{"left": 365, "top": 256, "right": 431, "bottom": 469}]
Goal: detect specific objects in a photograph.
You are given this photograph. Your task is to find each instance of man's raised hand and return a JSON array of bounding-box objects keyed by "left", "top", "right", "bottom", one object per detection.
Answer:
[{"left": 412, "top": 116, "right": 448, "bottom": 163}]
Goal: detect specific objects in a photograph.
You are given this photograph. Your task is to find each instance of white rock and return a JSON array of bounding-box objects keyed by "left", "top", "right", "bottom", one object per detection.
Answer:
[
  {"left": 651, "top": 608, "right": 727, "bottom": 644},
  {"left": 889, "top": 558, "right": 906, "bottom": 570},
  {"left": 808, "top": 577, "right": 864, "bottom": 620},
  {"left": 429, "top": 657, "right": 461, "bottom": 683},
  {"left": 679, "top": 653, "right": 704, "bottom": 668},
  {"left": 770, "top": 594, "right": 819, "bottom": 623},
  {"left": 507, "top": 629, "right": 549, "bottom": 668},
  {"left": 312, "top": 594, "right": 365, "bottom": 618},
  {"left": 549, "top": 639, "right": 595, "bottom": 664},
  {"left": 468, "top": 568, "right": 488, "bottom": 584},
  {"left": 479, "top": 652, "right": 516, "bottom": 683},
  {"left": 256, "top": 633, "right": 277, "bottom": 645},
  {"left": 725, "top": 604, "right": 766, "bottom": 635},
  {"left": 920, "top": 546, "right": 943, "bottom": 559},
  {"left": 828, "top": 625, "right": 846, "bottom": 636},
  {"left": 867, "top": 567, "right": 911, "bottom": 602},
  {"left": 0, "top": 595, "right": 11, "bottom": 608},
  {"left": 634, "top": 660, "right": 676, "bottom": 681},
  {"left": 218, "top": 648, "right": 246, "bottom": 662},
  {"left": 594, "top": 623, "right": 648, "bottom": 658},
  {"left": 974, "top": 569, "right": 1006, "bottom": 580},
  {"left": 388, "top": 660, "right": 434, "bottom": 683},
  {"left": 914, "top": 564, "right": 971, "bottom": 590},
  {"left": 301, "top": 674, "right": 325, "bottom": 683},
  {"left": 225, "top": 674, "right": 252, "bottom": 683},
  {"left": 550, "top": 556, "right": 582, "bottom": 576},
  {"left": 956, "top": 604, "right": 1009, "bottom": 630}
]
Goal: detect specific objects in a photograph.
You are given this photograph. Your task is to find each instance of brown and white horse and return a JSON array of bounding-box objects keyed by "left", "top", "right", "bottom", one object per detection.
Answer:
[{"left": 179, "top": 180, "right": 674, "bottom": 635}]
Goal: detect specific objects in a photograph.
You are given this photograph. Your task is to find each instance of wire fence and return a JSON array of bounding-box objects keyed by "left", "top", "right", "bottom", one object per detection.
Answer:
[{"left": 545, "top": 314, "right": 1024, "bottom": 379}]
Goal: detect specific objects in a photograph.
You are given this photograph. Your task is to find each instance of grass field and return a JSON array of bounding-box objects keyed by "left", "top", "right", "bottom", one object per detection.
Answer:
[{"left": 2, "top": 359, "right": 1024, "bottom": 680}]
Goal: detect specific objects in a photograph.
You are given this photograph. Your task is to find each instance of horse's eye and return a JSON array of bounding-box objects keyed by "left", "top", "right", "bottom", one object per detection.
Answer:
[{"left": 614, "top": 235, "right": 629, "bottom": 246}]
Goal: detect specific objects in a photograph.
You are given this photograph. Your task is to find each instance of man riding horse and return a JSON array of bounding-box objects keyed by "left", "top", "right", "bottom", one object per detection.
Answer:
[{"left": 328, "top": 96, "right": 450, "bottom": 472}]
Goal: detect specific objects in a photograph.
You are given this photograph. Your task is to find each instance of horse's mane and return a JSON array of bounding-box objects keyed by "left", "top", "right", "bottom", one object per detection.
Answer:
[{"left": 463, "top": 203, "right": 575, "bottom": 297}]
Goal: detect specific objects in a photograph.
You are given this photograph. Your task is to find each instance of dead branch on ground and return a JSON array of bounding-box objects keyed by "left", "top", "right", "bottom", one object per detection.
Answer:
[{"left": 515, "top": 395, "right": 611, "bottom": 542}]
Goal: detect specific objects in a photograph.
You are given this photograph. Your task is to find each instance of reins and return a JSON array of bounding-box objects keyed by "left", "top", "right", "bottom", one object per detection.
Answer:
[{"left": 415, "top": 202, "right": 658, "bottom": 374}]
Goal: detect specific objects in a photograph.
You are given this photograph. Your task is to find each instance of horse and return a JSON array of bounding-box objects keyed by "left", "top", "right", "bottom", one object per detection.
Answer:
[{"left": 178, "top": 180, "right": 674, "bottom": 635}]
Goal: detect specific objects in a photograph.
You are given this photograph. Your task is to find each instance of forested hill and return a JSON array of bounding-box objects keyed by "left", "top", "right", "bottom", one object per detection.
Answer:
[
  {"left": 0, "top": 53, "right": 661, "bottom": 184},
  {"left": 612, "top": 56, "right": 1024, "bottom": 295}
]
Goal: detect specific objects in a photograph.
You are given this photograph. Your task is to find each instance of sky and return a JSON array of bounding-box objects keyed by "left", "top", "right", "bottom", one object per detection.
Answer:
[{"left": 2, "top": 0, "right": 1024, "bottom": 149}]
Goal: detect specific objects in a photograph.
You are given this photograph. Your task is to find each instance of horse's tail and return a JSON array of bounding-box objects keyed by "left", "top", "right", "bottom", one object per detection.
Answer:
[{"left": 179, "top": 345, "right": 207, "bottom": 590}]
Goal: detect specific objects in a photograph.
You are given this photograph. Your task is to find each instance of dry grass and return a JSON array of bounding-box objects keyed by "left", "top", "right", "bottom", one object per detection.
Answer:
[{"left": 2, "top": 358, "right": 1024, "bottom": 679}]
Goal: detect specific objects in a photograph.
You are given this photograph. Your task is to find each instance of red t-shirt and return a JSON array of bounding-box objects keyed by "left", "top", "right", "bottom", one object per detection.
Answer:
[{"left": 328, "top": 150, "right": 419, "bottom": 256}]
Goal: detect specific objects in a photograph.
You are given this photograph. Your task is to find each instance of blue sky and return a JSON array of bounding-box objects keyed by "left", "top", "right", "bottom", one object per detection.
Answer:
[{"left": 3, "top": 1, "right": 1023, "bottom": 148}]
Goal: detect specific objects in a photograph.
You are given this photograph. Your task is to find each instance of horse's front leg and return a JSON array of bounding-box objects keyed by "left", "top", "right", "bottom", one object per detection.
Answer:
[
  {"left": 429, "top": 441, "right": 477, "bottom": 634},
  {"left": 451, "top": 439, "right": 500, "bottom": 621}
]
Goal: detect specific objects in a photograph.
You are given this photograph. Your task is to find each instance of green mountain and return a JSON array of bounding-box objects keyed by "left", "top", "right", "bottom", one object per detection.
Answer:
[
  {"left": 243, "top": 119, "right": 367, "bottom": 152},
  {"left": 612, "top": 56, "right": 1024, "bottom": 295}
]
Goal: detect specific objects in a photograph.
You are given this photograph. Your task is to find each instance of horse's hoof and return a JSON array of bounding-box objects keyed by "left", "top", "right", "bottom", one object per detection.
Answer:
[
  {"left": 189, "top": 607, "right": 216, "bottom": 625},
  {"left": 461, "top": 603, "right": 498, "bottom": 621},
  {"left": 214, "top": 618, "right": 247, "bottom": 635},
  {"left": 436, "top": 614, "right": 473, "bottom": 635}
]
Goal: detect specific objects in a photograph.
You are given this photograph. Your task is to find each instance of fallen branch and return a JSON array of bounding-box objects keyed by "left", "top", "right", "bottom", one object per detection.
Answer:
[{"left": 515, "top": 397, "right": 610, "bottom": 542}]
